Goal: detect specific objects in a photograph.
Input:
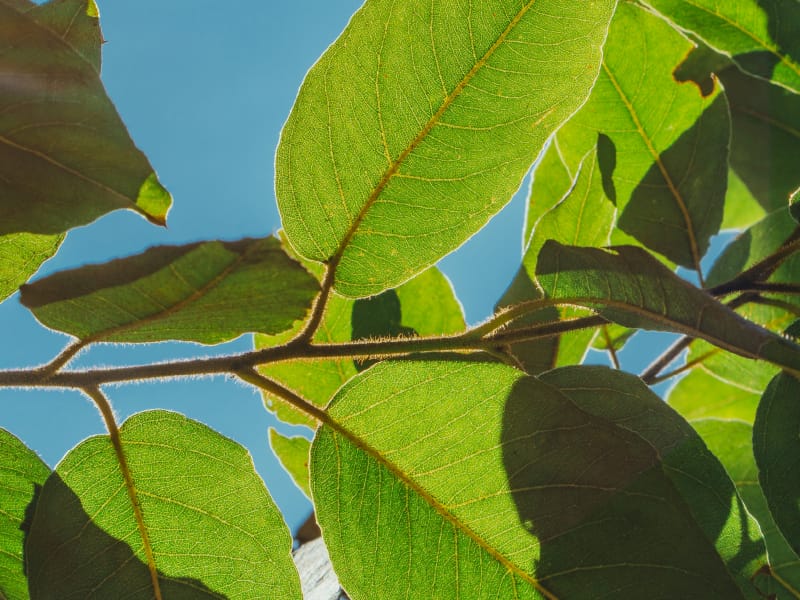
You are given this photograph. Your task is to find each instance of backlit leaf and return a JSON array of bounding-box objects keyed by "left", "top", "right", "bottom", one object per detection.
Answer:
[
  {"left": 557, "top": 2, "right": 729, "bottom": 271},
  {"left": 667, "top": 367, "right": 760, "bottom": 423},
  {"left": 522, "top": 140, "right": 576, "bottom": 247},
  {"left": 646, "top": 0, "right": 800, "bottom": 94},
  {"left": 0, "top": 232, "right": 63, "bottom": 303},
  {"left": 754, "top": 373, "right": 800, "bottom": 558},
  {"left": 0, "top": 0, "right": 172, "bottom": 236},
  {"left": 535, "top": 241, "right": 800, "bottom": 377},
  {"left": 25, "top": 410, "right": 302, "bottom": 599},
  {"left": 20, "top": 237, "right": 319, "bottom": 344},
  {"left": 269, "top": 429, "right": 311, "bottom": 499},
  {"left": 277, "top": 0, "right": 617, "bottom": 297},
  {"left": 0, "top": 429, "right": 49, "bottom": 600},
  {"left": 311, "top": 361, "right": 764, "bottom": 599}
]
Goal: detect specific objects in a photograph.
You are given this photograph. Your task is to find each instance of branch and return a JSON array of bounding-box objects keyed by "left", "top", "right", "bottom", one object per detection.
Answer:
[
  {"left": 292, "top": 263, "right": 336, "bottom": 344},
  {"left": 82, "top": 386, "right": 162, "bottom": 600}
]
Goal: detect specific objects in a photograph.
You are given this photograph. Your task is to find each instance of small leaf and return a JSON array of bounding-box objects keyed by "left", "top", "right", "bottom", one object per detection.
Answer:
[
  {"left": 25, "top": 410, "right": 302, "bottom": 599},
  {"left": 20, "top": 237, "right": 319, "bottom": 344},
  {"left": 277, "top": 0, "right": 617, "bottom": 297},
  {"left": 523, "top": 140, "right": 577, "bottom": 247},
  {"left": 754, "top": 373, "right": 800, "bottom": 558},
  {"left": 0, "top": 232, "right": 63, "bottom": 303},
  {"left": 557, "top": 2, "right": 729, "bottom": 271},
  {"left": 646, "top": 0, "right": 800, "bottom": 94},
  {"left": 311, "top": 361, "right": 764, "bottom": 599},
  {"left": 693, "top": 419, "right": 800, "bottom": 599},
  {"left": 256, "top": 266, "right": 464, "bottom": 427},
  {"left": 667, "top": 368, "right": 760, "bottom": 423},
  {"left": 591, "top": 323, "right": 635, "bottom": 352},
  {"left": 536, "top": 241, "right": 800, "bottom": 377},
  {"left": 269, "top": 428, "right": 311, "bottom": 499},
  {"left": 0, "top": 429, "right": 50, "bottom": 600},
  {"left": 0, "top": 0, "right": 172, "bottom": 235},
  {"left": 722, "top": 170, "right": 766, "bottom": 231}
]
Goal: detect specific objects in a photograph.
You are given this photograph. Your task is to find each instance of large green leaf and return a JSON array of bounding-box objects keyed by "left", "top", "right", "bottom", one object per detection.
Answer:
[
  {"left": 311, "top": 361, "right": 764, "bottom": 599},
  {"left": 0, "top": 0, "right": 171, "bottom": 235},
  {"left": 646, "top": 0, "right": 800, "bottom": 94},
  {"left": 535, "top": 241, "right": 800, "bottom": 377},
  {"left": 25, "top": 410, "right": 301, "bottom": 599},
  {"left": 256, "top": 266, "right": 464, "bottom": 427},
  {"left": 498, "top": 146, "right": 615, "bottom": 373},
  {"left": 667, "top": 367, "right": 760, "bottom": 422},
  {"left": 0, "top": 429, "right": 49, "bottom": 600},
  {"left": 754, "top": 373, "right": 800, "bottom": 558},
  {"left": 277, "top": 0, "right": 617, "bottom": 297},
  {"left": 20, "top": 237, "right": 319, "bottom": 344},
  {"left": 557, "top": 2, "right": 729, "bottom": 272},
  {"left": 693, "top": 419, "right": 800, "bottom": 599}
]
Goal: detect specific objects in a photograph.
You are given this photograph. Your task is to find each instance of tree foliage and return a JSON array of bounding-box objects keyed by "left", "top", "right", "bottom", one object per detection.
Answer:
[{"left": 2, "top": 0, "right": 800, "bottom": 598}]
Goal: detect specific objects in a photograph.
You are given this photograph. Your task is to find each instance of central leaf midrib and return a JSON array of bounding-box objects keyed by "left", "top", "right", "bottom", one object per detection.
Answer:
[{"left": 330, "top": 0, "right": 538, "bottom": 268}]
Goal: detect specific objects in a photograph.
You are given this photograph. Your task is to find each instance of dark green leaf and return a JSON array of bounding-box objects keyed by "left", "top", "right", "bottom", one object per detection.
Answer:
[
  {"left": 277, "top": 0, "right": 617, "bottom": 297},
  {"left": 536, "top": 241, "right": 800, "bottom": 377},
  {"left": 754, "top": 373, "right": 800, "bottom": 558},
  {"left": 591, "top": 323, "right": 635, "bottom": 352},
  {"left": 557, "top": 2, "right": 729, "bottom": 271},
  {"left": 0, "top": 429, "right": 49, "bottom": 600},
  {"left": 646, "top": 0, "right": 800, "bottom": 94},
  {"left": 0, "top": 0, "right": 171, "bottom": 235},
  {"left": 269, "top": 429, "right": 311, "bottom": 499},
  {"left": 26, "top": 410, "right": 302, "bottom": 599},
  {"left": 20, "top": 237, "right": 319, "bottom": 344},
  {"left": 693, "top": 419, "right": 800, "bottom": 599},
  {"left": 311, "top": 361, "right": 764, "bottom": 599}
]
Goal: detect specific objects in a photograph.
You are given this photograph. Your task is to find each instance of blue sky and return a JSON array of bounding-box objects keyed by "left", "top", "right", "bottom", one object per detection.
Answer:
[{"left": 1, "top": 1, "right": 701, "bottom": 533}]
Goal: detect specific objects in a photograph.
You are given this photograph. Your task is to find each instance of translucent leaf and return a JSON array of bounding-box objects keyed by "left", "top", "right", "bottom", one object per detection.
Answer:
[
  {"left": 0, "top": 232, "right": 63, "bottom": 303},
  {"left": 311, "top": 361, "right": 764, "bottom": 598},
  {"left": 722, "top": 170, "right": 766, "bottom": 231},
  {"left": 0, "top": 429, "right": 49, "bottom": 600},
  {"left": 754, "top": 373, "right": 800, "bottom": 558},
  {"left": 522, "top": 140, "right": 576, "bottom": 248},
  {"left": 693, "top": 419, "right": 800, "bottom": 599},
  {"left": 256, "top": 266, "right": 464, "bottom": 427},
  {"left": 0, "top": 0, "right": 172, "bottom": 235},
  {"left": 269, "top": 428, "right": 311, "bottom": 499},
  {"left": 277, "top": 0, "right": 617, "bottom": 297},
  {"left": 557, "top": 2, "right": 729, "bottom": 271},
  {"left": 25, "top": 410, "right": 302, "bottom": 599},
  {"left": 646, "top": 0, "right": 800, "bottom": 94},
  {"left": 667, "top": 368, "right": 760, "bottom": 423},
  {"left": 536, "top": 241, "right": 800, "bottom": 377},
  {"left": 20, "top": 237, "right": 319, "bottom": 344}
]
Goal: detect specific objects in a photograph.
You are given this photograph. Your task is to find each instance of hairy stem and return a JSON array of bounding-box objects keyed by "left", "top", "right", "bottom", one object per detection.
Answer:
[
  {"left": 83, "top": 386, "right": 162, "bottom": 600},
  {"left": 646, "top": 349, "right": 718, "bottom": 386},
  {"left": 292, "top": 263, "right": 336, "bottom": 343}
]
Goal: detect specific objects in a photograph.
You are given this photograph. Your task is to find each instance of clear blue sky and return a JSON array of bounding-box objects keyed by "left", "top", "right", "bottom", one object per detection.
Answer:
[{"left": 1, "top": 1, "right": 703, "bottom": 533}]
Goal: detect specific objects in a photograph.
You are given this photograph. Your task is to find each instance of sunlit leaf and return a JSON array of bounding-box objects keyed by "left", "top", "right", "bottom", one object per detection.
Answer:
[
  {"left": 269, "top": 428, "right": 311, "bottom": 499},
  {"left": 0, "top": 429, "right": 49, "bottom": 600},
  {"left": 722, "top": 170, "right": 767, "bottom": 230},
  {"left": 536, "top": 241, "right": 800, "bottom": 377},
  {"left": 0, "top": 0, "right": 172, "bottom": 236},
  {"left": 693, "top": 419, "right": 800, "bottom": 599},
  {"left": 557, "top": 2, "right": 729, "bottom": 271},
  {"left": 277, "top": 0, "right": 617, "bottom": 297},
  {"left": 20, "top": 237, "right": 318, "bottom": 344},
  {"left": 256, "top": 266, "right": 464, "bottom": 427},
  {"left": 25, "top": 410, "right": 302, "bottom": 599},
  {"left": 312, "top": 361, "right": 764, "bottom": 599},
  {"left": 754, "top": 373, "right": 800, "bottom": 558},
  {"left": 591, "top": 323, "right": 635, "bottom": 352},
  {"left": 0, "top": 232, "right": 63, "bottom": 303},
  {"left": 523, "top": 140, "right": 576, "bottom": 247},
  {"left": 667, "top": 367, "right": 760, "bottom": 423},
  {"left": 646, "top": 0, "right": 800, "bottom": 94}
]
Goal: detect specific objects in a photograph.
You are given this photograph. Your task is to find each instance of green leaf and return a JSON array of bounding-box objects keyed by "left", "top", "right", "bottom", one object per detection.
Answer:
[
  {"left": 0, "top": 232, "right": 63, "bottom": 303},
  {"left": 722, "top": 170, "right": 767, "bottom": 231},
  {"left": 19, "top": 237, "right": 319, "bottom": 344},
  {"left": 277, "top": 0, "right": 617, "bottom": 297},
  {"left": 557, "top": 2, "right": 729, "bottom": 271},
  {"left": 535, "top": 241, "right": 800, "bottom": 377},
  {"left": 0, "top": 429, "right": 49, "bottom": 600},
  {"left": 754, "top": 373, "right": 800, "bottom": 558},
  {"left": 0, "top": 0, "right": 172, "bottom": 236},
  {"left": 692, "top": 419, "right": 800, "bottom": 599},
  {"left": 646, "top": 0, "right": 800, "bottom": 94},
  {"left": 269, "top": 428, "right": 311, "bottom": 499},
  {"left": 667, "top": 367, "right": 760, "bottom": 423},
  {"left": 499, "top": 146, "right": 615, "bottom": 373},
  {"left": 591, "top": 323, "right": 635, "bottom": 352},
  {"left": 25, "top": 410, "right": 302, "bottom": 599},
  {"left": 256, "top": 266, "right": 464, "bottom": 427},
  {"left": 311, "top": 361, "right": 764, "bottom": 599},
  {"left": 523, "top": 140, "right": 577, "bottom": 247}
]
